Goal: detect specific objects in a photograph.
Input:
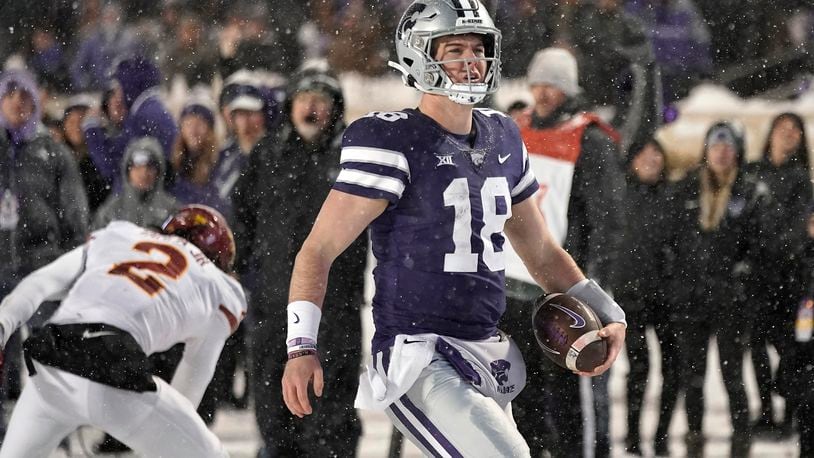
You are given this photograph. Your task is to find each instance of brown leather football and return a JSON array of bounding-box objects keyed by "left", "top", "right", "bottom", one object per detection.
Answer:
[{"left": 531, "top": 293, "right": 607, "bottom": 372}]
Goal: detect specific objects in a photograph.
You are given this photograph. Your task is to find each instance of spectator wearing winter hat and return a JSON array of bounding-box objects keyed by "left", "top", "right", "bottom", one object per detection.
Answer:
[
  {"left": 0, "top": 69, "right": 89, "bottom": 440},
  {"left": 666, "top": 122, "right": 769, "bottom": 457},
  {"left": 225, "top": 87, "right": 267, "bottom": 154},
  {"left": 192, "top": 77, "right": 271, "bottom": 426},
  {"left": 168, "top": 98, "right": 226, "bottom": 213},
  {"left": 499, "top": 47, "right": 625, "bottom": 458},
  {"left": 62, "top": 94, "right": 111, "bottom": 213},
  {"left": 83, "top": 55, "right": 178, "bottom": 192},
  {"left": 208, "top": 81, "right": 268, "bottom": 225},
  {"left": 92, "top": 136, "right": 178, "bottom": 230},
  {"left": 233, "top": 68, "right": 366, "bottom": 457}
]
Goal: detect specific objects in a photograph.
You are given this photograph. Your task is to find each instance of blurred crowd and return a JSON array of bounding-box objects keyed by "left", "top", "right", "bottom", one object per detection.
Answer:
[
  {"left": 0, "top": 0, "right": 812, "bottom": 457},
  {"left": 0, "top": 1, "right": 811, "bottom": 104}
]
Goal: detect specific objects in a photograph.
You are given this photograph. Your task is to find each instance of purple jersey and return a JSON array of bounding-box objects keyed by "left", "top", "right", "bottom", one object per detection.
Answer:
[{"left": 334, "top": 108, "right": 538, "bottom": 341}]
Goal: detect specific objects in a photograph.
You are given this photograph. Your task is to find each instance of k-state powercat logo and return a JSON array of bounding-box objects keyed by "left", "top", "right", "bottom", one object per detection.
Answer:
[{"left": 490, "top": 359, "right": 515, "bottom": 394}]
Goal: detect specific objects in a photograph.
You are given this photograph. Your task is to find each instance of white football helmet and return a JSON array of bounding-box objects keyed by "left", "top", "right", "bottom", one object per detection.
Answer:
[{"left": 389, "top": 0, "right": 502, "bottom": 105}]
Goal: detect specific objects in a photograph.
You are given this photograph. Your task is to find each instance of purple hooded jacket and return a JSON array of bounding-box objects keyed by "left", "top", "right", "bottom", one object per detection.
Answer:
[
  {"left": 83, "top": 56, "right": 177, "bottom": 192},
  {"left": 0, "top": 70, "right": 42, "bottom": 149}
]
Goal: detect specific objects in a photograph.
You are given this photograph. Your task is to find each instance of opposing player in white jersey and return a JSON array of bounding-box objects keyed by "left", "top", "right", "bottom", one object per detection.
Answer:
[{"left": 0, "top": 205, "right": 247, "bottom": 458}]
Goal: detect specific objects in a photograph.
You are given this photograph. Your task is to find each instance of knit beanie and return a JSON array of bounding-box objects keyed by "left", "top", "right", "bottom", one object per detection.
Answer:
[{"left": 526, "top": 48, "right": 581, "bottom": 96}]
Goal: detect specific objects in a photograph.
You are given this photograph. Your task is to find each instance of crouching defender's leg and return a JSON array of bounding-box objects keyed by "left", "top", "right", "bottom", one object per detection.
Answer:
[
  {"left": 98, "top": 377, "right": 228, "bottom": 458},
  {"left": 0, "top": 369, "right": 80, "bottom": 458}
]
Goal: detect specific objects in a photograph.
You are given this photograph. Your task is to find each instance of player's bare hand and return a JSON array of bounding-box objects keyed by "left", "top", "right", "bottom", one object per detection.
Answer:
[
  {"left": 282, "top": 354, "right": 323, "bottom": 417},
  {"left": 575, "top": 322, "right": 625, "bottom": 377}
]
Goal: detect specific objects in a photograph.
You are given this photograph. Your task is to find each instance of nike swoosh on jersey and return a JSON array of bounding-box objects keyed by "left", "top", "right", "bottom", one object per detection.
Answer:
[
  {"left": 403, "top": 339, "right": 425, "bottom": 344},
  {"left": 498, "top": 154, "right": 511, "bottom": 164},
  {"left": 82, "top": 330, "right": 117, "bottom": 339}
]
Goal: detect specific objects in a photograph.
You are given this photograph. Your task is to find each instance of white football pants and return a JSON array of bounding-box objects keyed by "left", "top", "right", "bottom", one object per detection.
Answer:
[
  {"left": 385, "top": 357, "right": 531, "bottom": 458},
  {"left": 0, "top": 361, "right": 227, "bottom": 458}
]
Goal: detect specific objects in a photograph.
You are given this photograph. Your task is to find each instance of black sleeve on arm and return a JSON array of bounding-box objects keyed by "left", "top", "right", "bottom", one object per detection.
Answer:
[
  {"left": 572, "top": 126, "right": 626, "bottom": 288},
  {"left": 231, "top": 141, "right": 266, "bottom": 276},
  {"left": 56, "top": 142, "right": 89, "bottom": 249}
]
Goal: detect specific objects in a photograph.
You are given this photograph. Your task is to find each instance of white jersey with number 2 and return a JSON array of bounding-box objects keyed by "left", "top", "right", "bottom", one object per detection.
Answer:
[{"left": 50, "top": 221, "right": 247, "bottom": 356}]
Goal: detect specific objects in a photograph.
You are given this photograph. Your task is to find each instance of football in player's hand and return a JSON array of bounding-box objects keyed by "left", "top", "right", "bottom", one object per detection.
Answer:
[{"left": 531, "top": 293, "right": 607, "bottom": 372}]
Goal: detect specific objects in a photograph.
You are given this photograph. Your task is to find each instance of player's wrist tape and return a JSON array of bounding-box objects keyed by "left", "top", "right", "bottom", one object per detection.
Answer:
[
  {"left": 286, "top": 301, "right": 322, "bottom": 354},
  {"left": 567, "top": 279, "right": 627, "bottom": 327}
]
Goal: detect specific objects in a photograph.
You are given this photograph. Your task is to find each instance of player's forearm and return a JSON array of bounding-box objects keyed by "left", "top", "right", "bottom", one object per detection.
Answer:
[
  {"left": 288, "top": 239, "right": 334, "bottom": 308},
  {"left": 529, "top": 243, "right": 585, "bottom": 293},
  {"left": 506, "top": 199, "right": 585, "bottom": 293}
]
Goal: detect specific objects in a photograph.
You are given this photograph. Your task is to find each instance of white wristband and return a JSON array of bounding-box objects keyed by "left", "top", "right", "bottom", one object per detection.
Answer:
[
  {"left": 286, "top": 301, "right": 322, "bottom": 349},
  {"left": 567, "top": 279, "right": 627, "bottom": 327}
]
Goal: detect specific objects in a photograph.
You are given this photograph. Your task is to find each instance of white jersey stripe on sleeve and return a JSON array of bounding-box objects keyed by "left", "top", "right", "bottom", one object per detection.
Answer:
[
  {"left": 511, "top": 168, "right": 537, "bottom": 197},
  {"left": 521, "top": 143, "right": 529, "bottom": 172},
  {"left": 341, "top": 146, "right": 411, "bottom": 180},
  {"left": 336, "top": 169, "right": 406, "bottom": 198}
]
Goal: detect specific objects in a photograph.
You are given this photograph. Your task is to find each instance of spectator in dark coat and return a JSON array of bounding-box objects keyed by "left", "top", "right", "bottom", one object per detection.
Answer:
[
  {"left": 62, "top": 94, "right": 111, "bottom": 214},
  {"left": 569, "top": 0, "right": 650, "bottom": 108},
  {"left": 233, "top": 68, "right": 366, "bottom": 457},
  {"left": 0, "top": 69, "right": 89, "bottom": 283},
  {"left": 615, "top": 138, "right": 679, "bottom": 456},
  {"left": 0, "top": 69, "right": 89, "bottom": 440},
  {"left": 218, "top": 4, "right": 301, "bottom": 78},
  {"left": 92, "top": 136, "right": 177, "bottom": 230},
  {"left": 745, "top": 112, "right": 812, "bottom": 436},
  {"left": 668, "top": 122, "right": 768, "bottom": 458},
  {"left": 194, "top": 81, "right": 270, "bottom": 426},
  {"left": 82, "top": 56, "right": 178, "bottom": 192},
  {"left": 779, "top": 206, "right": 814, "bottom": 456},
  {"left": 210, "top": 86, "right": 268, "bottom": 223},
  {"left": 501, "top": 47, "right": 626, "bottom": 458}
]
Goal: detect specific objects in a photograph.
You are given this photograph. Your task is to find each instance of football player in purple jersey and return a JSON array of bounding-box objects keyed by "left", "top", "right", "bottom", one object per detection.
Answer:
[{"left": 282, "top": 1, "right": 627, "bottom": 455}]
